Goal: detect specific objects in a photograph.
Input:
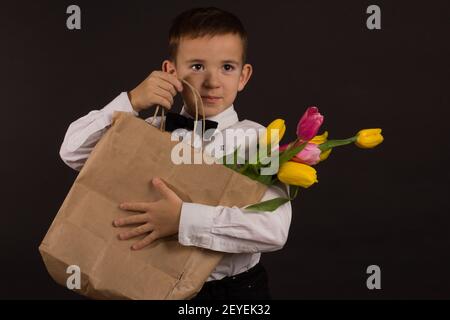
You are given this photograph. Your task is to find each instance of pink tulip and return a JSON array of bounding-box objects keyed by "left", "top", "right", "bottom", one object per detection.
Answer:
[
  {"left": 278, "top": 143, "right": 321, "bottom": 165},
  {"left": 296, "top": 106, "right": 324, "bottom": 141},
  {"left": 291, "top": 143, "right": 321, "bottom": 165}
]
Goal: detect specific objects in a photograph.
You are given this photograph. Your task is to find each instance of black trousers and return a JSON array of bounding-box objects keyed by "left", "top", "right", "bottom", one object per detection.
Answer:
[{"left": 192, "top": 263, "right": 271, "bottom": 300}]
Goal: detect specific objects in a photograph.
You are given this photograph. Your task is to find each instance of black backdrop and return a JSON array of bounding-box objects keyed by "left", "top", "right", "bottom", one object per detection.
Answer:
[{"left": 1, "top": 0, "right": 449, "bottom": 299}]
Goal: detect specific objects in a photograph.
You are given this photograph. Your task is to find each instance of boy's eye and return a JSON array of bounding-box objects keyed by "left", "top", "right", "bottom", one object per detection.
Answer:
[
  {"left": 191, "top": 64, "right": 204, "bottom": 71},
  {"left": 223, "top": 64, "right": 235, "bottom": 72}
]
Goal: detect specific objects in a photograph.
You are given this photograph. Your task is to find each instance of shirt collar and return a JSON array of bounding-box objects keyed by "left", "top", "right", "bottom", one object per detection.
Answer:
[{"left": 180, "top": 104, "right": 239, "bottom": 131}]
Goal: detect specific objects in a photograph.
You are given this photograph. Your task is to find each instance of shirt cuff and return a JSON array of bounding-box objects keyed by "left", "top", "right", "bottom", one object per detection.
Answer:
[{"left": 178, "top": 202, "right": 215, "bottom": 248}]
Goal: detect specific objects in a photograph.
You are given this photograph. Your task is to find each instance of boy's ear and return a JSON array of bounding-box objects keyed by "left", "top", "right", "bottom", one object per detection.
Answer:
[
  {"left": 238, "top": 63, "right": 253, "bottom": 92},
  {"left": 162, "top": 60, "right": 177, "bottom": 76}
]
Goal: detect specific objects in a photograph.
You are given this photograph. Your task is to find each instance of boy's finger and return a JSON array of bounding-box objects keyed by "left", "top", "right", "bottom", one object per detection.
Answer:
[
  {"left": 113, "top": 213, "right": 149, "bottom": 227},
  {"left": 152, "top": 177, "right": 175, "bottom": 199},
  {"left": 132, "top": 231, "right": 159, "bottom": 250},
  {"left": 157, "top": 80, "right": 177, "bottom": 97},
  {"left": 153, "top": 87, "right": 174, "bottom": 105},
  {"left": 156, "top": 72, "right": 183, "bottom": 92},
  {"left": 118, "top": 223, "right": 153, "bottom": 240},
  {"left": 153, "top": 93, "right": 172, "bottom": 110},
  {"left": 119, "top": 202, "right": 149, "bottom": 212}
]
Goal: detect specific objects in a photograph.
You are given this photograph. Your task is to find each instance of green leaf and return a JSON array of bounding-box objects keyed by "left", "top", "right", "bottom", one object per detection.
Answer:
[
  {"left": 244, "top": 197, "right": 291, "bottom": 212},
  {"left": 243, "top": 183, "right": 301, "bottom": 212},
  {"left": 254, "top": 174, "right": 273, "bottom": 186},
  {"left": 242, "top": 166, "right": 261, "bottom": 181},
  {"left": 239, "top": 163, "right": 250, "bottom": 174},
  {"left": 259, "top": 154, "right": 279, "bottom": 168},
  {"left": 319, "top": 136, "right": 357, "bottom": 152},
  {"left": 221, "top": 145, "right": 278, "bottom": 186},
  {"left": 279, "top": 142, "right": 307, "bottom": 166},
  {"left": 222, "top": 145, "right": 243, "bottom": 171}
]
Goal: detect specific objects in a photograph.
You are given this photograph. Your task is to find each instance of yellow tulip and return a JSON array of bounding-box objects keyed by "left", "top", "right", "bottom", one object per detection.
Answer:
[
  {"left": 355, "top": 128, "right": 384, "bottom": 149},
  {"left": 309, "top": 131, "right": 331, "bottom": 162},
  {"left": 310, "top": 131, "right": 328, "bottom": 145},
  {"left": 319, "top": 148, "right": 332, "bottom": 161},
  {"left": 262, "top": 119, "right": 286, "bottom": 146},
  {"left": 277, "top": 161, "right": 318, "bottom": 188}
]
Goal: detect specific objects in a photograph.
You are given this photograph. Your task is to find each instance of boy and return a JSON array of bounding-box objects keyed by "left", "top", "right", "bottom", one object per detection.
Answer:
[{"left": 60, "top": 7, "right": 292, "bottom": 300}]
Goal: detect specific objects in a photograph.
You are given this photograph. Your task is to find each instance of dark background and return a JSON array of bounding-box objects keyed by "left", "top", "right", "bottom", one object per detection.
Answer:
[{"left": 1, "top": 0, "right": 449, "bottom": 299}]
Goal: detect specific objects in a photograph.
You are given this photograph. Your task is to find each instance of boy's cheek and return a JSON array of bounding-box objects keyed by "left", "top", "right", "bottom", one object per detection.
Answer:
[
  {"left": 176, "top": 68, "right": 196, "bottom": 80},
  {"left": 178, "top": 74, "right": 202, "bottom": 90}
]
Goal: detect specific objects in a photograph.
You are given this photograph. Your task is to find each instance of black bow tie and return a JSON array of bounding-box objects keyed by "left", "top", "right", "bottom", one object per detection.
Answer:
[{"left": 164, "top": 112, "right": 219, "bottom": 134}]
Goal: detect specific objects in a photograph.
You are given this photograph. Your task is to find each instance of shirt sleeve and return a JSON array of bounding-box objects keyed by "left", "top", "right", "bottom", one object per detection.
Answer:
[
  {"left": 59, "top": 92, "right": 138, "bottom": 171},
  {"left": 178, "top": 182, "right": 292, "bottom": 253}
]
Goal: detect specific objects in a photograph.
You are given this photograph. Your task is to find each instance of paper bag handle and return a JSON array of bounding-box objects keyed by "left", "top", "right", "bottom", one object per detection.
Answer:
[{"left": 150, "top": 79, "right": 207, "bottom": 139}]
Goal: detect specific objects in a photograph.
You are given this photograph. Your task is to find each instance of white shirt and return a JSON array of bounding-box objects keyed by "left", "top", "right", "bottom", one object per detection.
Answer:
[{"left": 59, "top": 92, "right": 292, "bottom": 281}]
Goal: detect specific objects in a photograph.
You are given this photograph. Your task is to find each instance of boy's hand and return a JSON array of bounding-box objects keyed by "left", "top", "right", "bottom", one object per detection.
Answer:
[
  {"left": 113, "top": 177, "right": 183, "bottom": 250},
  {"left": 128, "top": 71, "right": 183, "bottom": 113}
]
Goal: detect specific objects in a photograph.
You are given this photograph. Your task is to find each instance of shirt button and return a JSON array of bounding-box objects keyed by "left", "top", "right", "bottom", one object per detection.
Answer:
[
  {"left": 248, "top": 285, "right": 252, "bottom": 288},
  {"left": 232, "top": 276, "right": 236, "bottom": 280}
]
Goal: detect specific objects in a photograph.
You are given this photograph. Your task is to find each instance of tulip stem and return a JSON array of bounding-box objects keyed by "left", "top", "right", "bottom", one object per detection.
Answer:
[
  {"left": 319, "top": 136, "right": 357, "bottom": 152},
  {"left": 289, "top": 185, "right": 299, "bottom": 200}
]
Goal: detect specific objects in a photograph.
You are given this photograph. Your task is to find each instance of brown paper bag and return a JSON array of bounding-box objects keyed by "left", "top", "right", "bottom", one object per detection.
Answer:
[{"left": 39, "top": 110, "right": 268, "bottom": 300}]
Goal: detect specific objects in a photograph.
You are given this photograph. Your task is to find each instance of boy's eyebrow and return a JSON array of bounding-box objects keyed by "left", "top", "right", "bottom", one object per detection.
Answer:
[
  {"left": 185, "top": 59, "right": 206, "bottom": 64},
  {"left": 185, "top": 59, "right": 241, "bottom": 65},
  {"left": 222, "top": 60, "right": 241, "bottom": 65}
]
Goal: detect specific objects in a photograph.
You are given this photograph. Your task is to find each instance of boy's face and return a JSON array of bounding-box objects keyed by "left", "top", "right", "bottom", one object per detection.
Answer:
[{"left": 163, "top": 33, "right": 253, "bottom": 118}]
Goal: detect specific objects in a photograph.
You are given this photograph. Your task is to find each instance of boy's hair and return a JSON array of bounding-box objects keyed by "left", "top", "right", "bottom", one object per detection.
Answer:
[{"left": 168, "top": 7, "right": 248, "bottom": 63}]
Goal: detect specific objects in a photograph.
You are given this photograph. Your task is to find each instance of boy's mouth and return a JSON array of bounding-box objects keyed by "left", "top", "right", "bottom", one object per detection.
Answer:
[{"left": 201, "top": 95, "right": 222, "bottom": 104}]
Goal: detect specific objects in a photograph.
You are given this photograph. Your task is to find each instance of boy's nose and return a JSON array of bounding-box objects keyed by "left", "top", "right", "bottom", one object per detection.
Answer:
[{"left": 203, "top": 71, "right": 221, "bottom": 89}]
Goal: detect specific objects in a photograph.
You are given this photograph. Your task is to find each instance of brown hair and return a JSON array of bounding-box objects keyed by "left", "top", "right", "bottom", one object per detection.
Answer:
[{"left": 168, "top": 7, "right": 248, "bottom": 63}]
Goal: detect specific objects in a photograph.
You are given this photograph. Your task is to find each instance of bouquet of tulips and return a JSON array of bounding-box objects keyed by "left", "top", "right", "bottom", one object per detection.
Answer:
[{"left": 223, "top": 106, "right": 384, "bottom": 212}]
